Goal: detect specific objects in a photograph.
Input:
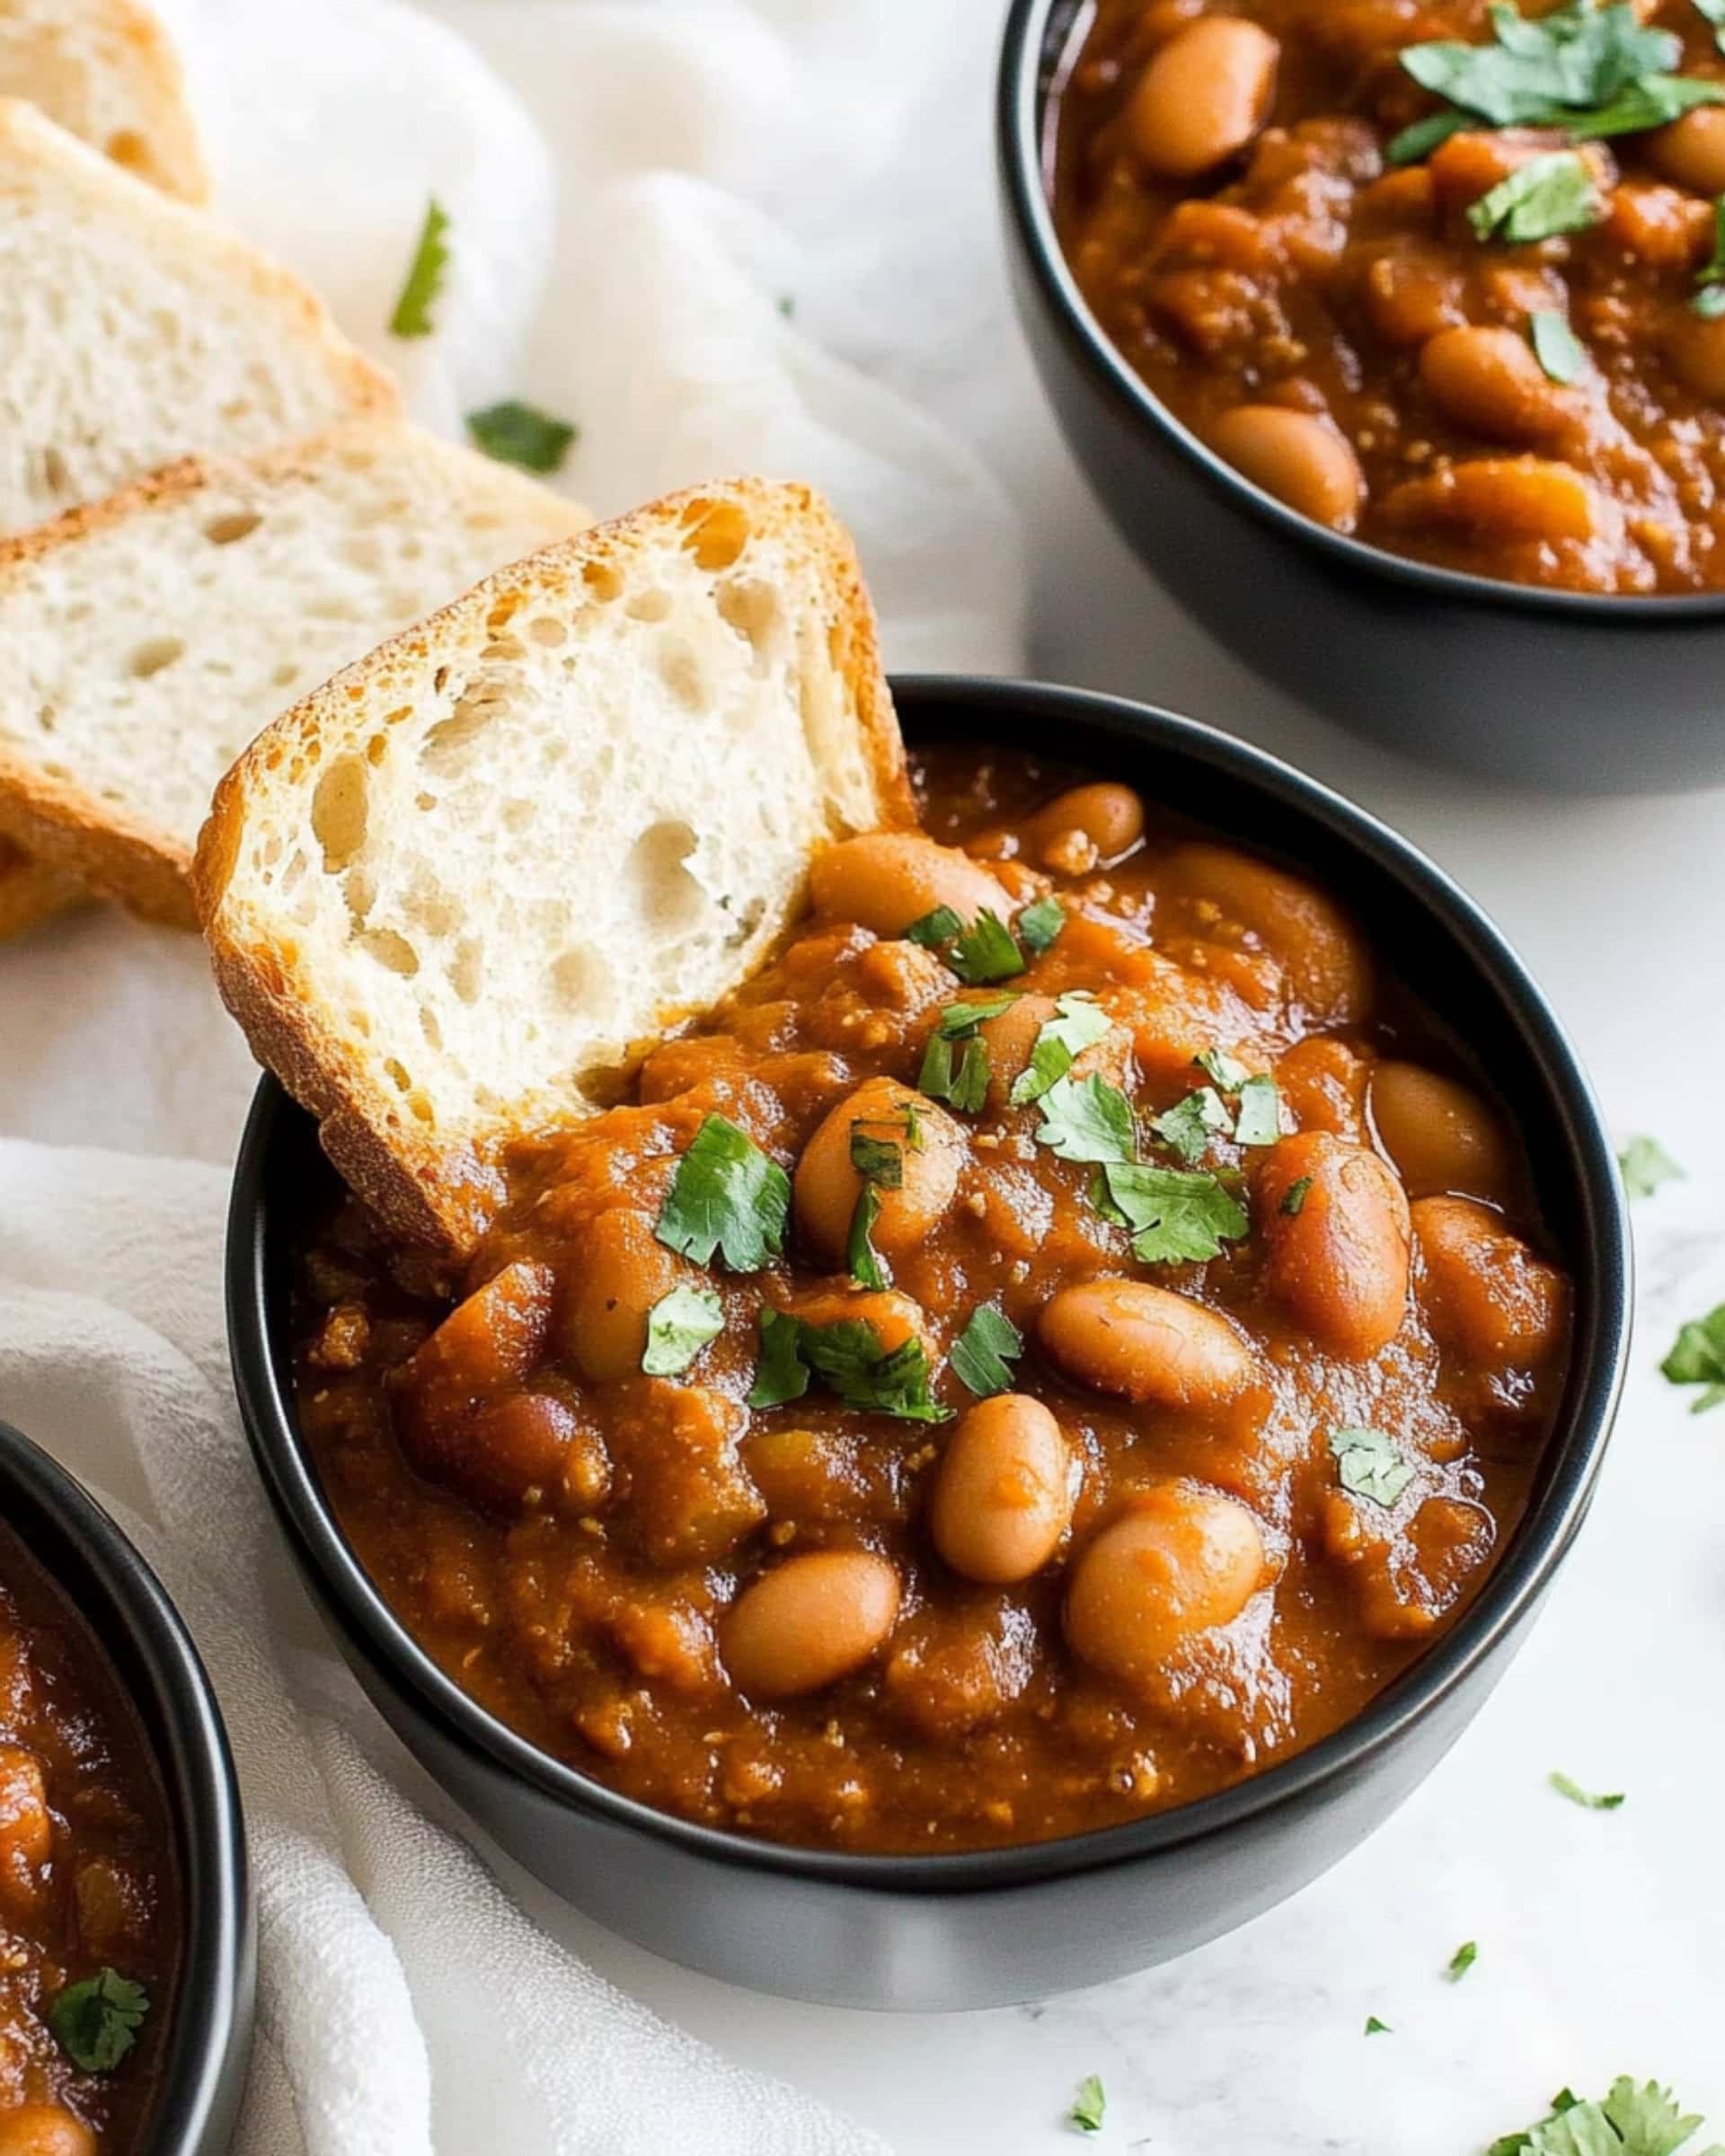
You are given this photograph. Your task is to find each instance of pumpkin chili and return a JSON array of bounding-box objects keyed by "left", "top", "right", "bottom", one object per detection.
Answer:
[
  {"left": 1049, "top": 0, "right": 1725, "bottom": 595},
  {"left": 292, "top": 747, "right": 1570, "bottom": 1855}
]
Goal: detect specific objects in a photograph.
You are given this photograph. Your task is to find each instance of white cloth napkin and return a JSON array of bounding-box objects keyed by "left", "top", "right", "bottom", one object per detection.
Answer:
[{"left": 0, "top": 0, "right": 1025, "bottom": 2147}]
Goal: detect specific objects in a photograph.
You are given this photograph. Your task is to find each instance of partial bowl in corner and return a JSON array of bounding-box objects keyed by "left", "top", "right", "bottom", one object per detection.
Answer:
[
  {"left": 0, "top": 1421, "right": 253, "bottom": 2152},
  {"left": 225, "top": 676, "right": 1630, "bottom": 2010},
  {"left": 998, "top": 0, "right": 1725, "bottom": 794}
]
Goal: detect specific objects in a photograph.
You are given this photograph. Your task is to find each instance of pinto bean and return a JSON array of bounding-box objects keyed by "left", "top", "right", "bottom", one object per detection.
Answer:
[
  {"left": 1065, "top": 1484, "right": 1268, "bottom": 1686},
  {"left": 928, "top": 1394, "right": 1075, "bottom": 1583},
  {"left": 1040, "top": 1279, "right": 1254, "bottom": 1408},
  {"left": 1258, "top": 1131, "right": 1411, "bottom": 1358},
  {"left": 721, "top": 1551, "right": 901, "bottom": 1698}
]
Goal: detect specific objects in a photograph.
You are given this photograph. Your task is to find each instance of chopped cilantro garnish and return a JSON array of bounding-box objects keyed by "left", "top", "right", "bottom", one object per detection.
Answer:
[
  {"left": 1390, "top": 1, "right": 1725, "bottom": 167},
  {"left": 641, "top": 1285, "right": 724, "bottom": 1376},
  {"left": 919, "top": 1030, "right": 992, "bottom": 1113},
  {"left": 850, "top": 1127, "right": 905, "bottom": 1189},
  {"left": 1365, "top": 2015, "right": 1393, "bottom": 2036},
  {"left": 748, "top": 1307, "right": 809, "bottom": 1408},
  {"left": 655, "top": 1115, "right": 790, "bottom": 1272},
  {"left": 1531, "top": 310, "right": 1588, "bottom": 384},
  {"left": 1194, "top": 1047, "right": 1251, "bottom": 1091},
  {"left": 389, "top": 198, "right": 450, "bottom": 338},
  {"left": 1280, "top": 1175, "right": 1313, "bottom": 1217},
  {"left": 49, "top": 1968, "right": 149, "bottom": 2072},
  {"left": 950, "top": 1303, "right": 1025, "bottom": 1397},
  {"left": 1232, "top": 1072, "right": 1281, "bottom": 1147},
  {"left": 1660, "top": 1304, "right": 1725, "bottom": 1412},
  {"left": 1700, "top": 0, "right": 1725, "bottom": 57},
  {"left": 797, "top": 1319, "right": 951, "bottom": 1421},
  {"left": 1101, "top": 1162, "right": 1249, "bottom": 1264},
  {"left": 1019, "top": 896, "right": 1066, "bottom": 953},
  {"left": 906, "top": 905, "right": 962, "bottom": 950},
  {"left": 1550, "top": 1770, "right": 1625, "bottom": 1810},
  {"left": 1618, "top": 1134, "right": 1683, "bottom": 1198},
  {"left": 1011, "top": 993, "right": 1114, "bottom": 1107},
  {"left": 1331, "top": 1426, "right": 1416, "bottom": 1507},
  {"left": 1694, "top": 198, "right": 1725, "bottom": 317},
  {"left": 1467, "top": 151, "right": 1603, "bottom": 243},
  {"left": 466, "top": 400, "right": 577, "bottom": 473},
  {"left": 1486, "top": 2076, "right": 1718, "bottom": 2156},
  {"left": 950, "top": 909, "right": 1025, "bottom": 985},
  {"left": 1035, "top": 1074, "right": 1137, "bottom": 1163},
  {"left": 935, "top": 994, "right": 1019, "bottom": 1037},
  {"left": 1447, "top": 1939, "right": 1479, "bottom": 1983},
  {"left": 1068, "top": 2074, "right": 1107, "bottom": 2135},
  {"left": 1150, "top": 1086, "right": 1231, "bottom": 1165},
  {"left": 846, "top": 1184, "right": 890, "bottom": 1289}
]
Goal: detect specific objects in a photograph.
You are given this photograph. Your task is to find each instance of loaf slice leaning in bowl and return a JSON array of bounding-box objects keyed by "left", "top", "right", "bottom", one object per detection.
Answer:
[
  {"left": 0, "top": 421, "right": 591, "bottom": 925},
  {"left": 194, "top": 478, "right": 908, "bottom": 1256},
  {"left": 0, "top": 99, "right": 394, "bottom": 537},
  {"left": 0, "top": 0, "right": 207, "bottom": 199}
]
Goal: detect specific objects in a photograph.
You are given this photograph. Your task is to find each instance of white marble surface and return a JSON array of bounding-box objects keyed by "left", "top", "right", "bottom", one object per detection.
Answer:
[{"left": 3, "top": 0, "right": 1723, "bottom": 2146}]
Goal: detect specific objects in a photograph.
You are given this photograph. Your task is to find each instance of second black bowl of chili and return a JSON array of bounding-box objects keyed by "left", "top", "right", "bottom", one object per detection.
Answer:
[
  {"left": 1001, "top": 0, "right": 1725, "bottom": 791},
  {"left": 226, "top": 676, "right": 1630, "bottom": 2009}
]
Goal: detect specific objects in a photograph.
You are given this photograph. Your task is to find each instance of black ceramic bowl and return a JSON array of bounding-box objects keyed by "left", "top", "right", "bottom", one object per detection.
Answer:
[
  {"left": 999, "top": 0, "right": 1725, "bottom": 795},
  {"left": 226, "top": 676, "right": 1630, "bottom": 2010},
  {"left": 0, "top": 1422, "right": 252, "bottom": 2148}
]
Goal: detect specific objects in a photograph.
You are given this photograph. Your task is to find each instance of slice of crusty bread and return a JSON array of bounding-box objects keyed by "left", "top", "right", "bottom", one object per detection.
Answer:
[
  {"left": 0, "top": 421, "right": 592, "bottom": 926},
  {"left": 195, "top": 478, "right": 909, "bottom": 1254},
  {"left": 0, "top": 835, "right": 81, "bottom": 938},
  {"left": 0, "top": 100, "right": 395, "bottom": 536},
  {"left": 0, "top": 0, "right": 206, "bottom": 199}
]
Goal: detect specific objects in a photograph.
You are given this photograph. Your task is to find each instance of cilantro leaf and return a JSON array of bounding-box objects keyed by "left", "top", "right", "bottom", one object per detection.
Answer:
[
  {"left": 1618, "top": 1135, "right": 1683, "bottom": 1198},
  {"left": 1660, "top": 1304, "right": 1725, "bottom": 1412},
  {"left": 935, "top": 994, "right": 1019, "bottom": 1037},
  {"left": 641, "top": 1285, "right": 724, "bottom": 1376},
  {"left": 797, "top": 1318, "right": 951, "bottom": 1421},
  {"left": 1232, "top": 1072, "right": 1281, "bottom": 1147},
  {"left": 1019, "top": 896, "right": 1066, "bottom": 953},
  {"left": 1150, "top": 1085, "right": 1231, "bottom": 1165},
  {"left": 1447, "top": 1939, "right": 1479, "bottom": 1982},
  {"left": 49, "top": 1968, "right": 149, "bottom": 2072},
  {"left": 949, "top": 909, "right": 1025, "bottom": 985},
  {"left": 919, "top": 1030, "right": 991, "bottom": 1113},
  {"left": 846, "top": 1184, "right": 890, "bottom": 1290},
  {"left": 1550, "top": 1770, "right": 1625, "bottom": 1810},
  {"left": 1699, "top": 193, "right": 1725, "bottom": 314},
  {"left": 1280, "top": 1174, "right": 1313, "bottom": 1217},
  {"left": 906, "top": 905, "right": 963, "bottom": 949},
  {"left": 850, "top": 1127, "right": 905, "bottom": 1189},
  {"left": 1194, "top": 1046, "right": 1251, "bottom": 1091},
  {"left": 1532, "top": 311, "right": 1588, "bottom": 383},
  {"left": 950, "top": 1303, "right": 1024, "bottom": 1397},
  {"left": 1068, "top": 2074, "right": 1107, "bottom": 2134},
  {"left": 1101, "top": 1162, "right": 1250, "bottom": 1264},
  {"left": 1010, "top": 993, "right": 1114, "bottom": 1107},
  {"left": 1036, "top": 1074, "right": 1137, "bottom": 1164},
  {"left": 1400, "top": 4, "right": 1677, "bottom": 126},
  {"left": 389, "top": 198, "right": 451, "bottom": 338},
  {"left": 655, "top": 1115, "right": 790, "bottom": 1272},
  {"left": 748, "top": 1307, "right": 809, "bottom": 1408},
  {"left": 1365, "top": 2015, "right": 1393, "bottom": 2036},
  {"left": 1331, "top": 1426, "right": 1416, "bottom": 1507},
  {"left": 1700, "top": 0, "right": 1725, "bottom": 55},
  {"left": 1467, "top": 152, "right": 1604, "bottom": 243},
  {"left": 1488, "top": 2076, "right": 1721, "bottom": 2156},
  {"left": 466, "top": 401, "right": 577, "bottom": 474}
]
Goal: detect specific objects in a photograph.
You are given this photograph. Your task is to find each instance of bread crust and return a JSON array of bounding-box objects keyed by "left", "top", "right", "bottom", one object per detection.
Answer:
[
  {"left": 0, "top": 0, "right": 209, "bottom": 201},
  {"left": 0, "top": 426, "right": 590, "bottom": 924},
  {"left": 194, "top": 477, "right": 910, "bottom": 1255},
  {"left": 0, "top": 835, "right": 83, "bottom": 939}
]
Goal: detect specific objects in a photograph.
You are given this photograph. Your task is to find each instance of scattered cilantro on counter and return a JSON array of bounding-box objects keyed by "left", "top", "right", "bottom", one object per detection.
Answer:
[
  {"left": 1068, "top": 2075, "right": 1107, "bottom": 2134},
  {"left": 466, "top": 400, "right": 577, "bottom": 474},
  {"left": 1659, "top": 1304, "right": 1725, "bottom": 1412},
  {"left": 389, "top": 198, "right": 450, "bottom": 337},
  {"left": 1550, "top": 1771, "right": 1624, "bottom": 1811},
  {"left": 1447, "top": 1939, "right": 1480, "bottom": 1983},
  {"left": 1365, "top": 2014, "right": 1393, "bottom": 2036},
  {"left": 1486, "top": 2076, "right": 1721, "bottom": 2156},
  {"left": 1618, "top": 1135, "right": 1683, "bottom": 1197}
]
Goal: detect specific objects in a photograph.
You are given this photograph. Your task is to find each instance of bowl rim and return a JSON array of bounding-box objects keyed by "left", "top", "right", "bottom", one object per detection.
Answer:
[
  {"left": 0, "top": 1419, "right": 252, "bottom": 2152},
  {"left": 997, "top": 0, "right": 1725, "bottom": 626},
  {"left": 226, "top": 673, "right": 1632, "bottom": 1896}
]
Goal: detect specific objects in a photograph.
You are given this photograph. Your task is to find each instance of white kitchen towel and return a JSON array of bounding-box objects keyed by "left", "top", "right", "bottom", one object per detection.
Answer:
[
  {"left": 0, "top": 0, "right": 1029, "bottom": 2148},
  {"left": 0, "top": 1138, "right": 891, "bottom": 2155}
]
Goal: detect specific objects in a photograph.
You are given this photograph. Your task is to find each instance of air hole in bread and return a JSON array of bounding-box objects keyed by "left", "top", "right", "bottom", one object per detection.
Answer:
[
  {"left": 107, "top": 130, "right": 147, "bottom": 172},
  {"left": 526, "top": 616, "right": 565, "bottom": 648},
  {"left": 656, "top": 638, "right": 706, "bottom": 711},
  {"left": 582, "top": 561, "right": 624, "bottom": 601},
  {"left": 41, "top": 448, "right": 68, "bottom": 495},
  {"left": 715, "top": 577, "right": 782, "bottom": 667},
  {"left": 625, "top": 820, "right": 705, "bottom": 933},
  {"left": 311, "top": 755, "right": 368, "bottom": 871},
  {"left": 550, "top": 944, "right": 615, "bottom": 1014},
  {"left": 502, "top": 799, "right": 534, "bottom": 835},
  {"left": 625, "top": 588, "right": 672, "bottom": 623},
  {"left": 360, "top": 929, "right": 420, "bottom": 977},
  {"left": 272, "top": 662, "right": 299, "bottom": 689},
  {"left": 33, "top": 704, "right": 56, "bottom": 735},
  {"left": 367, "top": 734, "right": 388, "bottom": 767},
  {"left": 450, "top": 939, "right": 484, "bottom": 1005},
  {"left": 206, "top": 511, "right": 263, "bottom": 546},
  {"left": 420, "top": 1008, "right": 443, "bottom": 1051},
  {"left": 679, "top": 498, "right": 752, "bottom": 571},
  {"left": 384, "top": 1057, "right": 413, "bottom": 1094},
  {"left": 128, "top": 636, "right": 185, "bottom": 680},
  {"left": 420, "top": 685, "right": 503, "bottom": 777}
]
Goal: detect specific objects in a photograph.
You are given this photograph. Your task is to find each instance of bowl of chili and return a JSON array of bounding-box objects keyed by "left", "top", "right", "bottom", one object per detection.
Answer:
[
  {"left": 1000, "top": 0, "right": 1725, "bottom": 792},
  {"left": 0, "top": 1423, "right": 252, "bottom": 2153},
  {"left": 225, "top": 676, "right": 1631, "bottom": 2010}
]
